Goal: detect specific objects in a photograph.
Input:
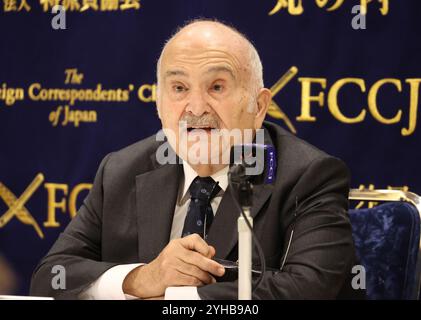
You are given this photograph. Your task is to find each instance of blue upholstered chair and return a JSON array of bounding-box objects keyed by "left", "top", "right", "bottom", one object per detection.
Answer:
[{"left": 349, "top": 189, "right": 421, "bottom": 300}]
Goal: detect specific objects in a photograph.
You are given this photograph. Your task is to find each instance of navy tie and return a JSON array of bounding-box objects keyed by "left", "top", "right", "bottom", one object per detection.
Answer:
[{"left": 182, "top": 177, "right": 221, "bottom": 239}]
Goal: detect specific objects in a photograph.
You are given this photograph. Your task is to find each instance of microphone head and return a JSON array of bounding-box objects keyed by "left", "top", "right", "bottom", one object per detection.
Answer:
[{"left": 229, "top": 143, "right": 277, "bottom": 185}]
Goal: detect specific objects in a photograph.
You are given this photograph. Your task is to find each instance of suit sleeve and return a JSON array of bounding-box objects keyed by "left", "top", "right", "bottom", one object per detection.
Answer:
[
  {"left": 30, "top": 153, "right": 120, "bottom": 299},
  {"left": 197, "top": 156, "right": 356, "bottom": 299}
]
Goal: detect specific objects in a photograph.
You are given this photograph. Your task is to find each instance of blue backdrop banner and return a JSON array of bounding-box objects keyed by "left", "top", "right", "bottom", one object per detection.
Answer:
[{"left": 0, "top": 0, "right": 420, "bottom": 295}]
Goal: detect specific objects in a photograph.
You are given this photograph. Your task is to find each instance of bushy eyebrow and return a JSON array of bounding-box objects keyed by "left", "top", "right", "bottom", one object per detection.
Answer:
[
  {"left": 164, "top": 66, "right": 235, "bottom": 80},
  {"left": 164, "top": 69, "right": 188, "bottom": 79},
  {"left": 205, "top": 66, "right": 235, "bottom": 80}
]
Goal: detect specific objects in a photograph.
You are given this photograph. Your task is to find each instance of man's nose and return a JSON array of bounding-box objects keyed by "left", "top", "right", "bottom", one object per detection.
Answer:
[{"left": 185, "top": 89, "right": 211, "bottom": 116}]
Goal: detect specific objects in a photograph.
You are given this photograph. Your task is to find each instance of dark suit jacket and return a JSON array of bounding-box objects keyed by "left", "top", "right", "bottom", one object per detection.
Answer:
[{"left": 30, "top": 121, "right": 363, "bottom": 299}]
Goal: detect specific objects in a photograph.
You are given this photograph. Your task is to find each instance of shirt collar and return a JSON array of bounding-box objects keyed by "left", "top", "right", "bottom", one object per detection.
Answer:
[{"left": 179, "top": 161, "right": 229, "bottom": 204}]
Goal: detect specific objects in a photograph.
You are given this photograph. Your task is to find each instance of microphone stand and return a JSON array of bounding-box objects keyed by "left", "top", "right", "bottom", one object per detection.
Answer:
[
  {"left": 229, "top": 143, "right": 275, "bottom": 300},
  {"left": 237, "top": 179, "right": 253, "bottom": 300}
]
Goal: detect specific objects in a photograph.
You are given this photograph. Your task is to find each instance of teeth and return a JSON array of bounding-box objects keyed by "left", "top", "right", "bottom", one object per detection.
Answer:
[
  {"left": 189, "top": 127, "right": 212, "bottom": 129},
  {"left": 187, "top": 127, "right": 216, "bottom": 131}
]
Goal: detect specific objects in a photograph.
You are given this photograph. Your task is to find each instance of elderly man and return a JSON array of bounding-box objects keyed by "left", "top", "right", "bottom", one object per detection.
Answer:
[{"left": 30, "top": 20, "right": 360, "bottom": 300}]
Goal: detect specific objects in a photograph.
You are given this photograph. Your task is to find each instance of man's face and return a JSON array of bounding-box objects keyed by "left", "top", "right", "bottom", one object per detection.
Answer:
[{"left": 156, "top": 25, "right": 269, "bottom": 169}]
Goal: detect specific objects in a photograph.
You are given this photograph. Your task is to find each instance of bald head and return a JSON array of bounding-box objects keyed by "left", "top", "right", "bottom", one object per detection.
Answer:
[
  {"left": 154, "top": 20, "right": 272, "bottom": 176},
  {"left": 156, "top": 20, "right": 264, "bottom": 98}
]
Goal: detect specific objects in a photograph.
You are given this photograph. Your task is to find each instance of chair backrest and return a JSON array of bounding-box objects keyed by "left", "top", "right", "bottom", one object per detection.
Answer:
[{"left": 349, "top": 189, "right": 421, "bottom": 300}]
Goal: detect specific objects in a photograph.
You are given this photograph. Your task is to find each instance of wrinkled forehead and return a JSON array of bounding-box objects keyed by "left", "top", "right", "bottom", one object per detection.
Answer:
[{"left": 160, "top": 24, "right": 252, "bottom": 80}]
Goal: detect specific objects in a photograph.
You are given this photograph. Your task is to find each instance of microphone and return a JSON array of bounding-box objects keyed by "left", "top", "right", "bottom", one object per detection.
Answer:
[
  {"left": 229, "top": 143, "right": 277, "bottom": 185},
  {"left": 227, "top": 143, "right": 276, "bottom": 299}
]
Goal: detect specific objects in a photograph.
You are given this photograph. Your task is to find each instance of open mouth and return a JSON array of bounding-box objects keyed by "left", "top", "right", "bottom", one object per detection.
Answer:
[{"left": 187, "top": 126, "right": 218, "bottom": 133}]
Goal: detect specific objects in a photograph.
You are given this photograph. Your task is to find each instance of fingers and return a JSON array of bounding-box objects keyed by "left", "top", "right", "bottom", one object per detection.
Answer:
[
  {"left": 180, "top": 249, "right": 225, "bottom": 277},
  {"left": 180, "top": 234, "right": 213, "bottom": 257},
  {"left": 178, "top": 234, "right": 225, "bottom": 277},
  {"left": 172, "top": 270, "right": 206, "bottom": 287},
  {"left": 175, "top": 259, "right": 216, "bottom": 285},
  {"left": 126, "top": 236, "right": 221, "bottom": 299},
  {"left": 208, "top": 245, "right": 216, "bottom": 259}
]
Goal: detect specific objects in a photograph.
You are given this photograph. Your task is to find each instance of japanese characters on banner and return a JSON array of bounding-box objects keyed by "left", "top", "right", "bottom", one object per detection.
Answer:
[{"left": 1, "top": 0, "right": 420, "bottom": 295}]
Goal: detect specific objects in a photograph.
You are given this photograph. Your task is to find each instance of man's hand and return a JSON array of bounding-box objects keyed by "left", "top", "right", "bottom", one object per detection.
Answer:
[{"left": 122, "top": 234, "right": 225, "bottom": 299}]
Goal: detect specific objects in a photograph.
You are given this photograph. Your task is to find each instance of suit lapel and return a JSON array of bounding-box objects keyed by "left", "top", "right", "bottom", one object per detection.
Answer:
[
  {"left": 206, "top": 126, "right": 276, "bottom": 259},
  {"left": 204, "top": 187, "right": 238, "bottom": 259},
  {"left": 135, "top": 125, "right": 276, "bottom": 261},
  {"left": 205, "top": 183, "right": 273, "bottom": 259},
  {"left": 136, "top": 162, "right": 182, "bottom": 262}
]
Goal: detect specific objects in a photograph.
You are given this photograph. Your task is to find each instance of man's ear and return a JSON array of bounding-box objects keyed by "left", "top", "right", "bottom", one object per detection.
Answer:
[
  {"left": 254, "top": 88, "right": 272, "bottom": 128},
  {"left": 156, "top": 91, "right": 162, "bottom": 119},
  {"left": 156, "top": 103, "right": 161, "bottom": 119}
]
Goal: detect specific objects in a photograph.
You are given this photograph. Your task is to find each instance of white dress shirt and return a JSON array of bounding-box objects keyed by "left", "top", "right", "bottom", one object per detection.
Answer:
[{"left": 79, "top": 162, "right": 228, "bottom": 300}]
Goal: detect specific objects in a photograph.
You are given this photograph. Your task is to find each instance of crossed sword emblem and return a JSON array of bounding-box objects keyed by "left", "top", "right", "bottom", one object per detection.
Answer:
[
  {"left": 268, "top": 66, "right": 298, "bottom": 134},
  {"left": 0, "top": 173, "right": 45, "bottom": 239}
]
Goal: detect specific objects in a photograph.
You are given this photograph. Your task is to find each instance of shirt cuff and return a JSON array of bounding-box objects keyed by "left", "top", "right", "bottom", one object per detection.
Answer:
[
  {"left": 79, "top": 263, "right": 143, "bottom": 300},
  {"left": 165, "top": 286, "right": 201, "bottom": 300}
]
